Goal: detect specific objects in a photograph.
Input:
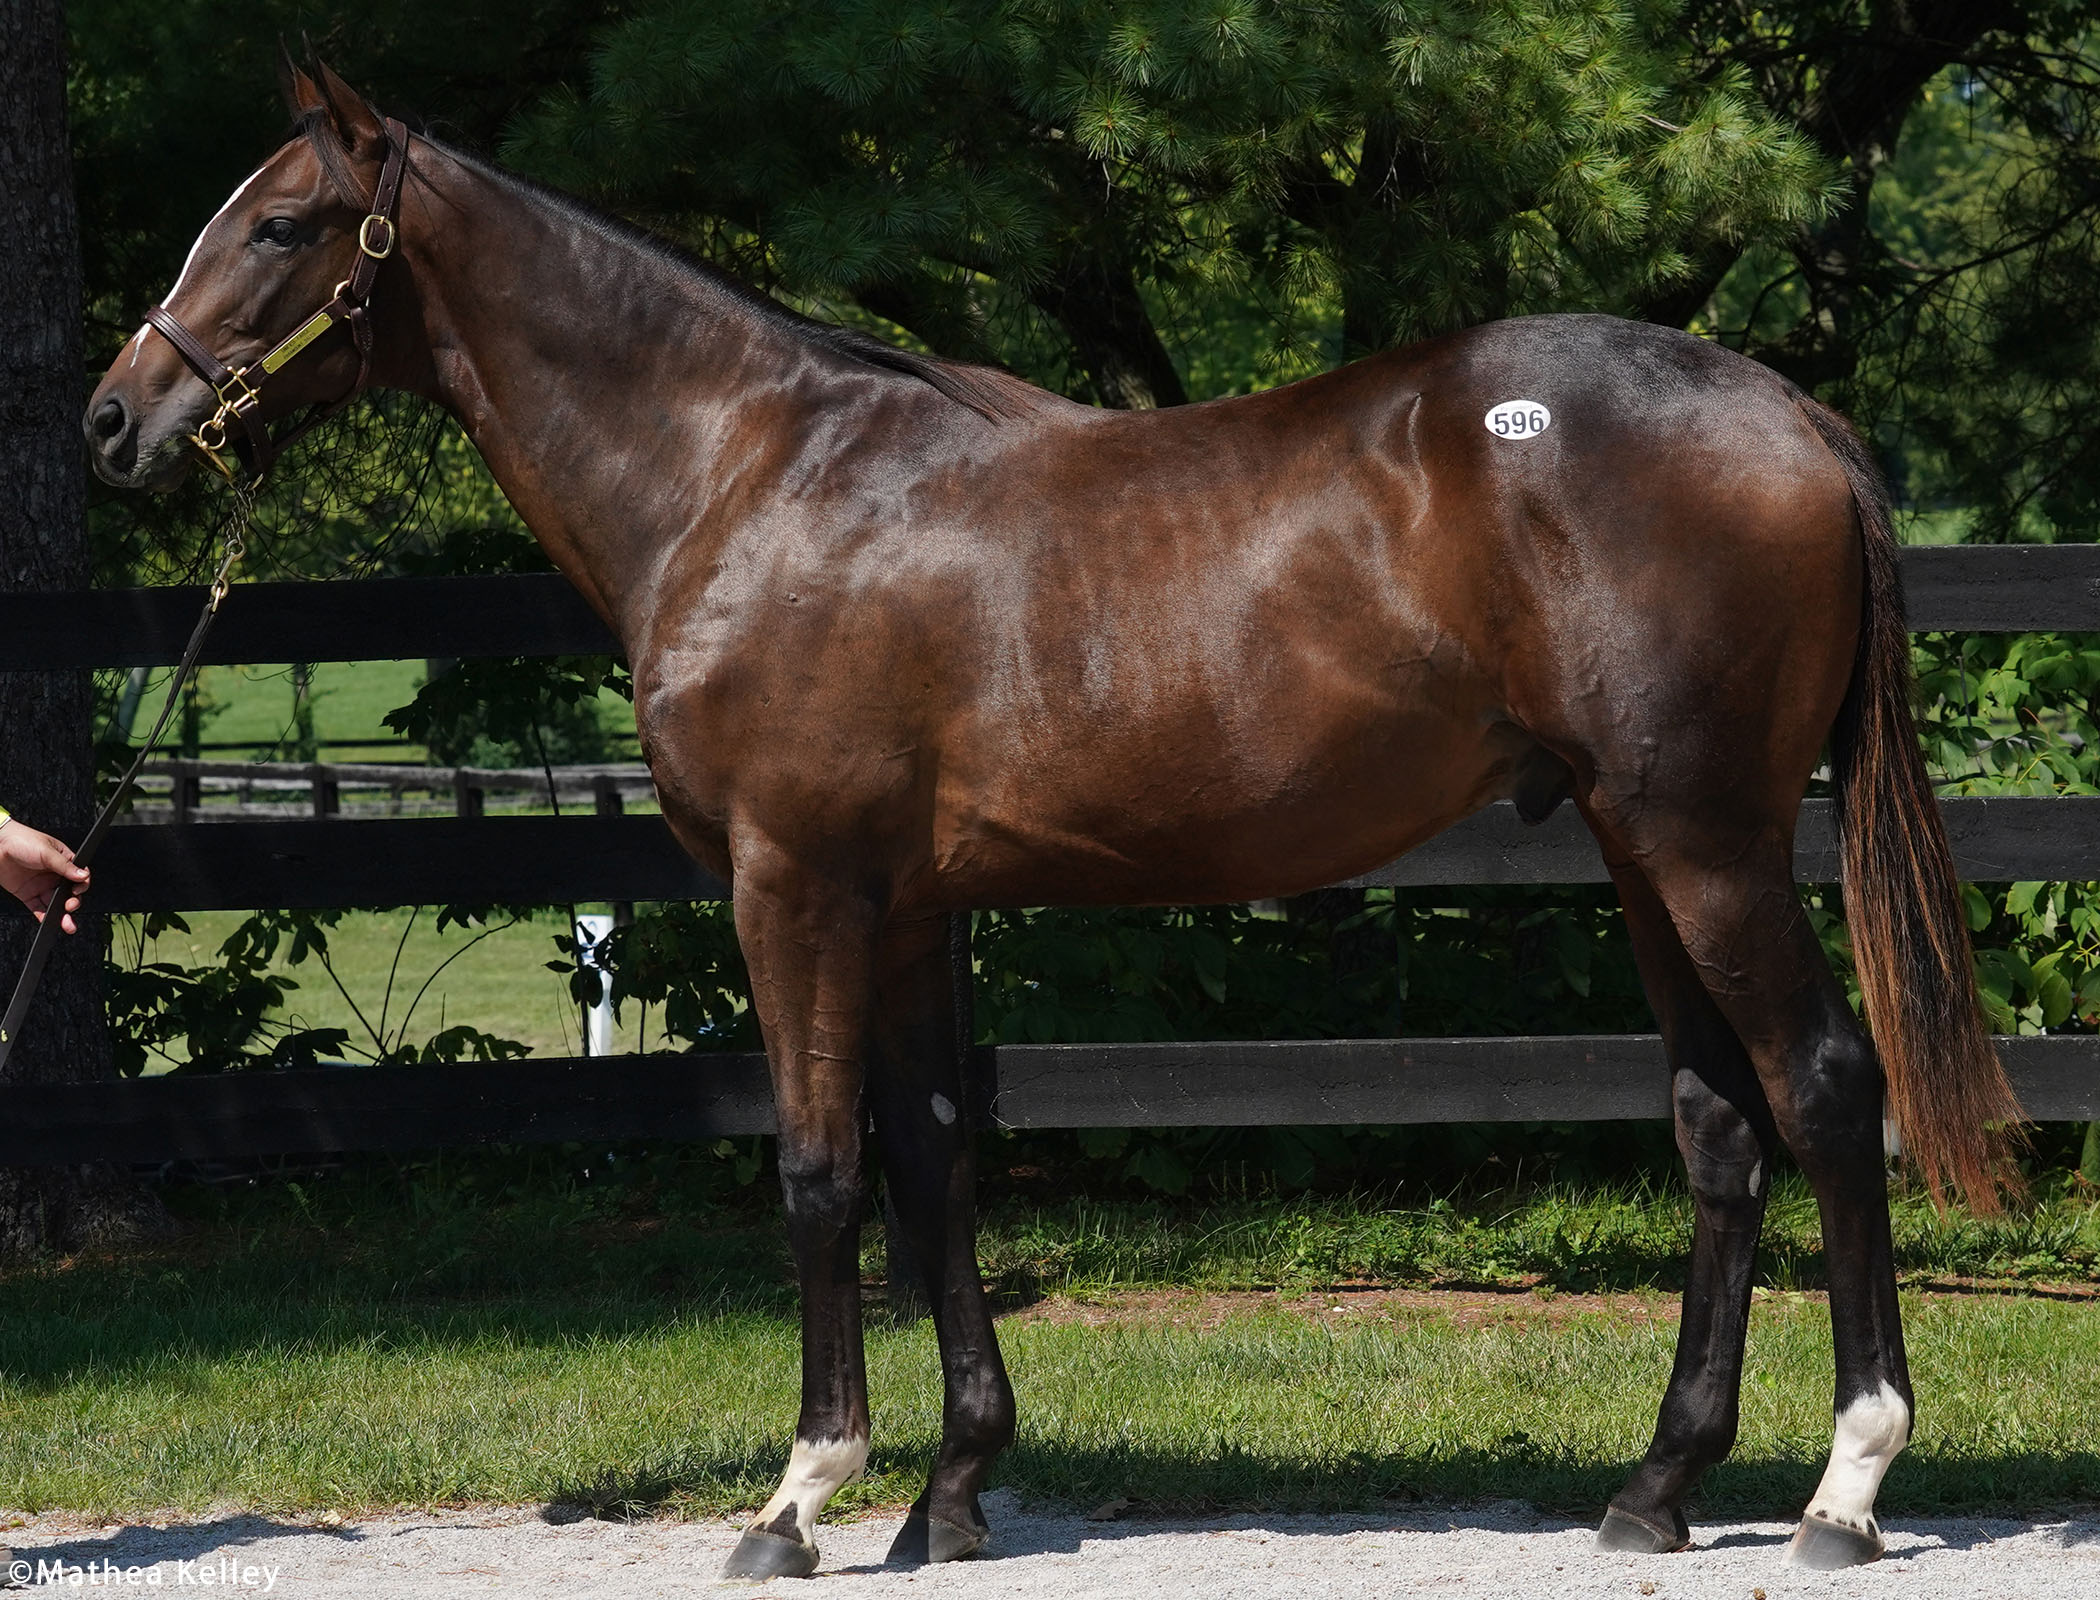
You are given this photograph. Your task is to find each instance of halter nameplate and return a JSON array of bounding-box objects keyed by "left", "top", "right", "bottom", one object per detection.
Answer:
[{"left": 259, "top": 309, "right": 336, "bottom": 375}]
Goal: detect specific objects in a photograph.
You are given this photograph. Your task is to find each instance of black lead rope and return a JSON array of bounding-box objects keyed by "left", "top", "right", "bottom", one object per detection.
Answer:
[{"left": 0, "top": 497, "right": 250, "bottom": 1074}]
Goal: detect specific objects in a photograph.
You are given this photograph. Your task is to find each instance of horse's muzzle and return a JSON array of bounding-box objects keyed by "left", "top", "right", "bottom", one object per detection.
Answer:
[
  {"left": 83, "top": 392, "right": 137, "bottom": 482},
  {"left": 82, "top": 383, "right": 197, "bottom": 491}
]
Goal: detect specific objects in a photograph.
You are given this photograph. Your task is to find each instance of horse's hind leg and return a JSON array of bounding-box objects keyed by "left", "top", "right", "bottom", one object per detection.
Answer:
[
  {"left": 1600, "top": 816, "right": 1910, "bottom": 1570},
  {"left": 721, "top": 862, "right": 882, "bottom": 1581},
  {"left": 864, "top": 912, "right": 1016, "bottom": 1564},
  {"left": 1591, "top": 842, "right": 1777, "bottom": 1554}
]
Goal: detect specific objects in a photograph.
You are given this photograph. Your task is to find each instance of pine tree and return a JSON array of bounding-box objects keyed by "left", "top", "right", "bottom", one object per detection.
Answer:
[
  {"left": 505, "top": 0, "right": 1833, "bottom": 403},
  {"left": 1673, "top": 1, "right": 2100, "bottom": 541}
]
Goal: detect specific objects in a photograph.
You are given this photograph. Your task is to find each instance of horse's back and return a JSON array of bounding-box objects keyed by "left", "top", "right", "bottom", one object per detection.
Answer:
[
  {"left": 994, "top": 312, "right": 1856, "bottom": 649},
  {"left": 921, "top": 315, "right": 1861, "bottom": 880},
  {"left": 644, "top": 313, "right": 1863, "bottom": 907}
]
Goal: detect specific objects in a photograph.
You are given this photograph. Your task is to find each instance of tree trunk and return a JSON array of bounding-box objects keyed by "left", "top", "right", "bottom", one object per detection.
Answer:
[
  {"left": 0, "top": 0, "right": 165, "bottom": 1253},
  {"left": 1641, "top": 1, "right": 2027, "bottom": 368},
  {"left": 1030, "top": 252, "right": 1187, "bottom": 410}
]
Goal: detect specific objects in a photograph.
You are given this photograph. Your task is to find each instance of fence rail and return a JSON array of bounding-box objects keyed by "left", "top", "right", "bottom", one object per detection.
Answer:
[
  {"left": 0, "top": 573, "right": 615, "bottom": 668},
  {"left": 3, "top": 794, "right": 2082, "bottom": 913},
  {"left": 130, "top": 759, "right": 656, "bottom": 823},
  {"left": 2, "top": 1035, "right": 2093, "bottom": 1168},
  {"left": 0, "top": 551, "right": 2090, "bottom": 1167},
  {"left": 0, "top": 543, "right": 2095, "bottom": 671}
]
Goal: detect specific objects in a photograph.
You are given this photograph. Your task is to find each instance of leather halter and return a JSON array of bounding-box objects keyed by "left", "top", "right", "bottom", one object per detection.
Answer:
[{"left": 144, "top": 118, "right": 410, "bottom": 485}]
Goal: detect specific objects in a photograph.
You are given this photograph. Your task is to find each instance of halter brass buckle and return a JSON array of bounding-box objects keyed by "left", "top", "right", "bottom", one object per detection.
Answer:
[
  {"left": 215, "top": 366, "right": 260, "bottom": 412},
  {"left": 191, "top": 366, "right": 260, "bottom": 481},
  {"left": 188, "top": 421, "right": 241, "bottom": 482},
  {"left": 358, "top": 214, "right": 396, "bottom": 260}
]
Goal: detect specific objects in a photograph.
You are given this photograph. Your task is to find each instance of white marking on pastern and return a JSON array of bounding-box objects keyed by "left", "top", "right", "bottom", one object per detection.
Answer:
[
  {"left": 1800, "top": 1381, "right": 1909, "bottom": 1537},
  {"left": 753, "top": 1434, "right": 868, "bottom": 1545}
]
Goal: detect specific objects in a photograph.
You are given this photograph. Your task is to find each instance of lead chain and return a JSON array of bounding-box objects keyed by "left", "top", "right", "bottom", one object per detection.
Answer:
[{"left": 209, "top": 483, "right": 255, "bottom": 609}]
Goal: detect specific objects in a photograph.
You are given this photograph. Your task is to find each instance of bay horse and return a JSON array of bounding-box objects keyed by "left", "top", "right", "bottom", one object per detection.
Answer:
[{"left": 88, "top": 60, "right": 2018, "bottom": 1578}]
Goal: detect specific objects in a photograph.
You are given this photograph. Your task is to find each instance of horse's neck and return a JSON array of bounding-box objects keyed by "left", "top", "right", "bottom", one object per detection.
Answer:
[{"left": 399, "top": 147, "right": 813, "bottom": 632}]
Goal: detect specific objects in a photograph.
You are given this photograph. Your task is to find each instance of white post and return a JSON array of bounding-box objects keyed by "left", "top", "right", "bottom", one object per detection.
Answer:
[{"left": 573, "top": 912, "right": 615, "bottom": 1057}]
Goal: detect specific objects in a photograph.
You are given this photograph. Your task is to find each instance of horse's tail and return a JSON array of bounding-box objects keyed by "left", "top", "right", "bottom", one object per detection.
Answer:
[{"left": 1798, "top": 396, "right": 2023, "bottom": 1212}]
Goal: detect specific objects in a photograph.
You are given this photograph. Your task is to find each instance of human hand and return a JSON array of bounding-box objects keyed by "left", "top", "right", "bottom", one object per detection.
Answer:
[{"left": 0, "top": 822, "right": 88, "bottom": 934}]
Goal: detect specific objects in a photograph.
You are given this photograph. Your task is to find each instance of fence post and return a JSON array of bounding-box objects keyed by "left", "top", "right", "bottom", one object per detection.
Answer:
[
  {"left": 171, "top": 759, "right": 199, "bottom": 824},
  {"left": 290, "top": 663, "right": 318, "bottom": 762},
  {"left": 453, "top": 768, "right": 483, "bottom": 818},
  {"left": 572, "top": 911, "right": 615, "bottom": 1056},
  {"left": 309, "top": 762, "right": 339, "bottom": 819},
  {"left": 594, "top": 775, "right": 634, "bottom": 932}
]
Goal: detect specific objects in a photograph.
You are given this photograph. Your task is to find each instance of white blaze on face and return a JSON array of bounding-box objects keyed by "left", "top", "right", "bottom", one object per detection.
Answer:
[
  {"left": 130, "top": 158, "right": 275, "bottom": 368},
  {"left": 752, "top": 1434, "right": 867, "bottom": 1546},
  {"left": 1800, "top": 1381, "right": 1910, "bottom": 1539},
  {"left": 166, "top": 159, "right": 275, "bottom": 305}
]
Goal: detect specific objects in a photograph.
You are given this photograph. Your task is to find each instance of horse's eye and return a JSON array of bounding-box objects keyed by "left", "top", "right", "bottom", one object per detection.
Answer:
[{"left": 253, "top": 217, "right": 302, "bottom": 249}]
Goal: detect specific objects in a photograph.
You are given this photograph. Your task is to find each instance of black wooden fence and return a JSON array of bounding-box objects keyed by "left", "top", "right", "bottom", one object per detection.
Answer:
[{"left": 0, "top": 544, "right": 2093, "bottom": 1167}]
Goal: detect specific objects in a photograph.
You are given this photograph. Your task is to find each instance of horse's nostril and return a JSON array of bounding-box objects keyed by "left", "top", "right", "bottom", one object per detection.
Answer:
[{"left": 89, "top": 395, "right": 130, "bottom": 444}]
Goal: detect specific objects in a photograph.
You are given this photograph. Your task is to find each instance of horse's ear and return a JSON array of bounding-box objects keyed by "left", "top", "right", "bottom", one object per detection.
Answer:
[
  {"left": 312, "top": 58, "right": 387, "bottom": 159},
  {"left": 276, "top": 39, "right": 321, "bottom": 121}
]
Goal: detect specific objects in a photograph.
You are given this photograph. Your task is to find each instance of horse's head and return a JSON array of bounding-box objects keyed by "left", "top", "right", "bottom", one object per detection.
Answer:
[{"left": 85, "top": 54, "right": 405, "bottom": 489}]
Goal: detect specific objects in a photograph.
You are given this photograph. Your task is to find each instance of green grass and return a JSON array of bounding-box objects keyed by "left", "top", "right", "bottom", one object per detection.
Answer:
[
  {"left": 1893, "top": 505, "right": 2066, "bottom": 545},
  {"left": 185, "top": 659, "right": 427, "bottom": 758},
  {"left": 1895, "top": 507, "right": 1975, "bottom": 546},
  {"left": 1, "top": 1164, "right": 2097, "bottom": 1519},
  {"left": 145, "top": 657, "right": 639, "bottom": 761},
  {"left": 6, "top": 1285, "right": 2095, "bottom": 1520},
  {"left": 116, "top": 907, "right": 656, "bottom": 1061},
  {"left": 999, "top": 1294, "right": 2100, "bottom": 1515},
  {"left": 973, "top": 1178, "right": 2100, "bottom": 1294}
]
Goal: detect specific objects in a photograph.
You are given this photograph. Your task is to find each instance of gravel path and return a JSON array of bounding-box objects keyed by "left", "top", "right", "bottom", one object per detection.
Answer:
[{"left": 5, "top": 1494, "right": 2096, "bottom": 1598}]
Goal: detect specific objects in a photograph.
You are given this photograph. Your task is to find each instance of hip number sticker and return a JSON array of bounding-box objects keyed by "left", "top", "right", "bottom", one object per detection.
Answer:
[{"left": 1485, "top": 400, "right": 1552, "bottom": 439}]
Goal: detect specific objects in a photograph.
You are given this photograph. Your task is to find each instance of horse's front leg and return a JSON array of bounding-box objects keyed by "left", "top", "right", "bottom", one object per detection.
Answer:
[
  {"left": 721, "top": 860, "right": 883, "bottom": 1582},
  {"left": 866, "top": 912, "right": 1015, "bottom": 1564}
]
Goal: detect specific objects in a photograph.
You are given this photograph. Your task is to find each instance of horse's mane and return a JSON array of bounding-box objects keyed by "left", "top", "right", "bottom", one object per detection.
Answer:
[{"left": 298, "top": 113, "right": 1045, "bottom": 425}]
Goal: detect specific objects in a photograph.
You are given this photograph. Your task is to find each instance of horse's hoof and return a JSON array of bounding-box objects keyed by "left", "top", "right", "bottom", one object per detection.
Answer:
[
  {"left": 1785, "top": 1512, "right": 1884, "bottom": 1570},
  {"left": 885, "top": 1509, "right": 989, "bottom": 1565},
  {"left": 721, "top": 1526, "right": 819, "bottom": 1580},
  {"left": 1594, "top": 1504, "right": 1690, "bottom": 1554}
]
